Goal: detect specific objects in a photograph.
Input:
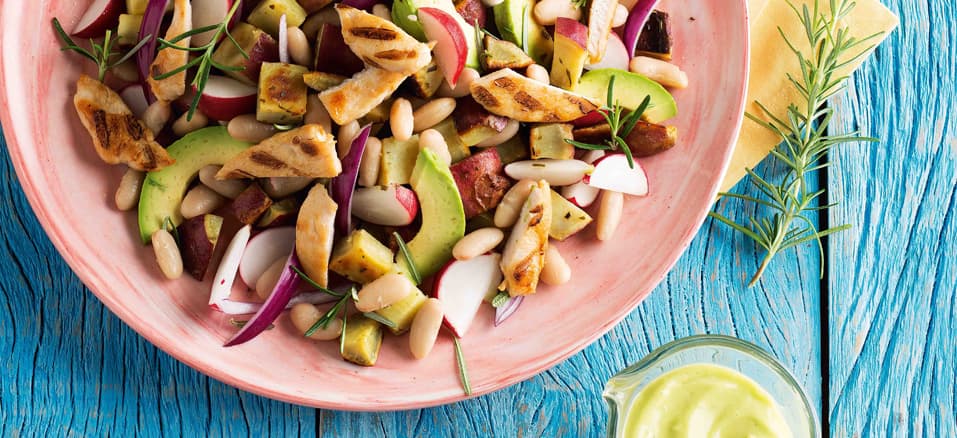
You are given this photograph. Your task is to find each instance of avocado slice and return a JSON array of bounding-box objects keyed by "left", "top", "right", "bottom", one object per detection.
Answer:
[
  {"left": 492, "top": 0, "right": 553, "bottom": 66},
  {"left": 138, "top": 127, "right": 251, "bottom": 243},
  {"left": 395, "top": 148, "right": 466, "bottom": 281},
  {"left": 392, "top": 0, "right": 480, "bottom": 68},
  {"left": 576, "top": 69, "right": 678, "bottom": 123}
]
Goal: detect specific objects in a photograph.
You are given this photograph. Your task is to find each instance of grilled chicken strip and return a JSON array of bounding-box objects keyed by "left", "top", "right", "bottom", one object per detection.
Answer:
[
  {"left": 470, "top": 69, "right": 600, "bottom": 122},
  {"left": 336, "top": 4, "right": 433, "bottom": 75},
  {"left": 500, "top": 180, "right": 552, "bottom": 296},
  {"left": 73, "top": 75, "right": 174, "bottom": 171},
  {"left": 297, "top": 184, "right": 338, "bottom": 287},
  {"left": 147, "top": 0, "right": 192, "bottom": 102},
  {"left": 319, "top": 66, "right": 408, "bottom": 125},
  {"left": 216, "top": 124, "right": 342, "bottom": 179}
]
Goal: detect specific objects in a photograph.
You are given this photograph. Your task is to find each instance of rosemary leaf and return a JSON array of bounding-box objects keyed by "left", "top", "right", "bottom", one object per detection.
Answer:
[
  {"left": 290, "top": 265, "right": 344, "bottom": 297},
  {"left": 362, "top": 312, "right": 398, "bottom": 328},
  {"left": 393, "top": 232, "right": 421, "bottom": 284},
  {"left": 452, "top": 337, "right": 472, "bottom": 396}
]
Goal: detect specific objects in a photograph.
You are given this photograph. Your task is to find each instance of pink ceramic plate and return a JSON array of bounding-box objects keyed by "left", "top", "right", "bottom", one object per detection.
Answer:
[{"left": 0, "top": 0, "right": 749, "bottom": 410}]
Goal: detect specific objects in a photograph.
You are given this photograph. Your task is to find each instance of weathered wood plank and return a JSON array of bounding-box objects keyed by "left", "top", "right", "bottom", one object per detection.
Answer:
[
  {"left": 828, "top": 0, "right": 957, "bottom": 436},
  {"left": 320, "top": 158, "right": 822, "bottom": 437},
  {"left": 0, "top": 134, "right": 317, "bottom": 437}
]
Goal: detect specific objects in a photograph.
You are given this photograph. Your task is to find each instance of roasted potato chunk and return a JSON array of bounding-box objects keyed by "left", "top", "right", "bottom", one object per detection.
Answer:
[
  {"left": 216, "top": 124, "right": 341, "bottom": 179},
  {"left": 73, "top": 75, "right": 174, "bottom": 171},
  {"left": 257, "top": 62, "right": 309, "bottom": 124},
  {"left": 329, "top": 229, "right": 395, "bottom": 284},
  {"left": 470, "top": 69, "right": 600, "bottom": 122}
]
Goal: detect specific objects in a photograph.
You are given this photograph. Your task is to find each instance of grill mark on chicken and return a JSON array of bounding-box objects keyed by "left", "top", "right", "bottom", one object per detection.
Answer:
[
  {"left": 92, "top": 110, "right": 110, "bottom": 148},
  {"left": 472, "top": 86, "right": 499, "bottom": 108},
  {"left": 140, "top": 138, "right": 157, "bottom": 169},
  {"left": 528, "top": 205, "right": 544, "bottom": 226},
  {"left": 350, "top": 27, "right": 398, "bottom": 40},
  {"left": 124, "top": 115, "right": 145, "bottom": 140},
  {"left": 375, "top": 49, "right": 418, "bottom": 60},
  {"left": 492, "top": 77, "right": 517, "bottom": 92},
  {"left": 514, "top": 91, "right": 544, "bottom": 111},
  {"left": 250, "top": 151, "right": 288, "bottom": 169},
  {"left": 299, "top": 140, "right": 319, "bottom": 156}
]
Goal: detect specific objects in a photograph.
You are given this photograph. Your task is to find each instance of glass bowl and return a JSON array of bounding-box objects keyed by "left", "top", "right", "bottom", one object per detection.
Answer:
[{"left": 603, "top": 335, "right": 819, "bottom": 437}]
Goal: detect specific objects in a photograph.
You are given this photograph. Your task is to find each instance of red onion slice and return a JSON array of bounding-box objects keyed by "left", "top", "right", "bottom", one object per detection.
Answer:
[
  {"left": 278, "top": 14, "right": 289, "bottom": 63},
  {"left": 212, "top": 290, "right": 340, "bottom": 315},
  {"left": 137, "top": 0, "right": 170, "bottom": 103},
  {"left": 622, "top": 0, "right": 659, "bottom": 57},
  {"left": 330, "top": 124, "right": 372, "bottom": 234},
  {"left": 224, "top": 249, "right": 303, "bottom": 346},
  {"left": 342, "top": 0, "right": 378, "bottom": 11},
  {"left": 494, "top": 295, "right": 524, "bottom": 326}
]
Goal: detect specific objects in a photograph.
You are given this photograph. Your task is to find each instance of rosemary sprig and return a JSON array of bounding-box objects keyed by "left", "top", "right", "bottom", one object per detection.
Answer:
[
  {"left": 305, "top": 286, "right": 356, "bottom": 337},
  {"left": 51, "top": 18, "right": 151, "bottom": 82},
  {"left": 452, "top": 336, "right": 472, "bottom": 396},
  {"left": 571, "top": 0, "right": 587, "bottom": 9},
  {"left": 362, "top": 312, "right": 398, "bottom": 328},
  {"left": 153, "top": 1, "right": 247, "bottom": 120},
  {"left": 393, "top": 232, "right": 421, "bottom": 284},
  {"left": 564, "top": 76, "right": 651, "bottom": 169},
  {"left": 491, "top": 292, "right": 511, "bottom": 308},
  {"left": 290, "top": 265, "right": 344, "bottom": 297},
  {"left": 709, "top": 0, "right": 882, "bottom": 286}
]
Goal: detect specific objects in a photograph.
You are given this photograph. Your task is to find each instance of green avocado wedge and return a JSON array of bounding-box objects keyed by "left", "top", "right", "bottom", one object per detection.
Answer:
[
  {"left": 493, "top": 0, "right": 553, "bottom": 66},
  {"left": 395, "top": 148, "right": 466, "bottom": 281},
  {"left": 576, "top": 69, "right": 678, "bottom": 123},
  {"left": 137, "top": 127, "right": 252, "bottom": 243}
]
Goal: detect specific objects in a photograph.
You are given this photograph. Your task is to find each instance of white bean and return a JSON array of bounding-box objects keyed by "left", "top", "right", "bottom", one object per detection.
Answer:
[
  {"left": 436, "top": 68, "right": 480, "bottom": 98},
  {"left": 525, "top": 64, "right": 550, "bottom": 84},
  {"left": 114, "top": 168, "right": 145, "bottom": 211},
  {"left": 290, "top": 303, "right": 343, "bottom": 341},
  {"left": 358, "top": 137, "right": 382, "bottom": 187},
  {"left": 372, "top": 4, "right": 392, "bottom": 21},
  {"left": 286, "top": 26, "right": 312, "bottom": 66},
  {"left": 541, "top": 245, "right": 571, "bottom": 285},
  {"left": 629, "top": 56, "right": 689, "bottom": 89},
  {"left": 355, "top": 273, "right": 415, "bottom": 312},
  {"left": 390, "top": 98, "right": 414, "bottom": 141},
  {"left": 261, "top": 176, "right": 314, "bottom": 198},
  {"left": 596, "top": 190, "right": 623, "bottom": 241},
  {"left": 171, "top": 109, "right": 208, "bottom": 137},
  {"left": 180, "top": 185, "right": 226, "bottom": 219},
  {"left": 418, "top": 129, "right": 452, "bottom": 166},
  {"left": 338, "top": 120, "right": 361, "bottom": 158},
  {"left": 532, "top": 0, "right": 582, "bottom": 25},
  {"left": 409, "top": 298, "right": 444, "bottom": 359},
  {"left": 482, "top": 0, "right": 504, "bottom": 6},
  {"left": 494, "top": 179, "right": 536, "bottom": 228},
  {"left": 198, "top": 165, "right": 248, "bottom": 199},
  {"left": 612, "top": 4, "right": 629, "bottom": 27},
  {"left": 143, "top": 101, "right": 171, "bottom": 134},
  {"left": 504, "top": 159, "right": 593, "bottom": 186},
  {"left": 151, "top": 229, "right": 183, "bottom": 280},
  {"left": 228, "top": 114, "right": 276, "bottom": 143},
  {"left": 453, "top": 228, "right": 505, "bottom": 260},
  {"left": 255, "top": 256, "right": 287, "bottom": 300},
  {"left": 475, "top": 119, "right": 520, "bottom": 148},
  {"left": 412, "top": 97, "right": 456, "bottom": 132},
  {"left": 304, "top": 94, "right": 332, "bottom": 133}
]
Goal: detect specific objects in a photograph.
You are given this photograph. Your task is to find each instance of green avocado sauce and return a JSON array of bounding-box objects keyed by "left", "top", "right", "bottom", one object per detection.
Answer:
[{"left": 618, "top": 364, "right": 793, "bottom": 438}]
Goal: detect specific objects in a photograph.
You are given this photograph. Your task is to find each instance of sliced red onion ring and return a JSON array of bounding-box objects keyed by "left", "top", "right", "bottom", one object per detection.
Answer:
[
  {"left": 224, "top": 249, "right": 303, "bottom": 346},
  {"left": 330, "top": 124, "right": 372, "bottom": 234},
  {"left": 342, "top": 0, "right": 378, "bottom": 11},
  {"left": 278, "top": 14, "right": 289, "bottom": 63},
  {"left": 137, "top": 0, "right": 170, "bottom": 103},
  {"left": 494, "top": 295, "right": 524, "bottom": 326},
  {"left": 622, "top": 0, "right": 660, "bottom": 57},
  {"left": 211, "top": 290, "right": 340, "bottom": 315}
]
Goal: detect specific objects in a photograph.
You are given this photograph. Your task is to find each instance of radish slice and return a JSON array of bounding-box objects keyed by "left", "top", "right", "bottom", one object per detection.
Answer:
[
  {"left": 238, "top": 226, "right": 296, "bottom": 288},
  {"left": 622, "top": 0, "right": 659, "bottom": 57},
  {"left": 137, "top": 0, "right": 171, "bottom": 103},
  {"left": 434, "top": 253, "right": 502, "bottom": 337},
  {"left": 212, "top": 290, "right": 339, "bottom": 315},
  {"left": 72, "top": 0, "right": 123, "bottom": 38},
  {"left": 278, "top": 14, "right": 289, "bottom": 63},
  {"left": 586, "top": 33, "right": 630, "bottom": 71},
  {"left": 561, "top": 150, "right": 605, "bottom": 207},
  {"left": 197, "top": 76, "right": 257, "bottom": 120},
  {"left": 120, "top": 85, "right": 149, "bottom": 118},
  {"left": 418, "top": 7, "right": 468, "bottom": 87},
  {"left": 330, "top": 124, "right": 372, "bottom": 234},
  {"left": 583, "top": 153, "right": 649, "bottom": 196},
  {"left": 224, "top": 249, "right": 302, "bottom": 346},
  {"left": 191, "top": 0, "right": 236, "bottom": 47},
  {"left": 209, "top": 225, "right": 251, "bottom": 308},
  {"left": 494, "top": 295, "right": 524, "bottom": 326}
]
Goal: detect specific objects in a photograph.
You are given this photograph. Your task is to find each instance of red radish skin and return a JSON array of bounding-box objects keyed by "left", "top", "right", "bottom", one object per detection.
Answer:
[
  {"left": 562, "top": 150, "right": 605, "bottom": 207},
  {"left": 434, "top": 253, "right": 503, "bottom": 337},
  {"left": 555, "top": 17, "right": 588, "bottom": 49},
  {"left": 72, "top": 0, "right": 124, "bottom": 38},
  {"left": 238, "top": 227, "right": 296, "bottom": 288},
  {"left": 571, "top": 110, "right": 609, "bottom": 128},
  {"left": 197, "top": 76, "right": 257, "bottom": 120},
  {"left": 583, "top": 153, "right": 649, "bottom": 196},
  {"left": 351, "top": 185, "right": 420, "bottom": 226},
  {"left": 191, "top": 0, "right": 236, "bottom": 47},
  {"left": 586, "top": 33, "right": 630, "bottom": 71},
  {"left": 418, "top": 7, "right": 468, "bottom": 87}
]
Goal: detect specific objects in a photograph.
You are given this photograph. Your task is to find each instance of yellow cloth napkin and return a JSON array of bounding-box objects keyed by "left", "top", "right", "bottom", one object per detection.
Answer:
[{"left": 722, "top": 0, "right": 899, "bottom": 192}]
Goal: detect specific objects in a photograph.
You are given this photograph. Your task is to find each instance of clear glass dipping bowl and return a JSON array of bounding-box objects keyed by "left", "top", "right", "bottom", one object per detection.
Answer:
[{"left": 603, "top": 335, "right": 819, "bottom": 438}]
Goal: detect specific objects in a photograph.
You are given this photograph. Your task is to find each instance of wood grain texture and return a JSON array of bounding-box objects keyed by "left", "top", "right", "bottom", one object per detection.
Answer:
[{"left": 828, "top": 0, "right": 957, "bottom": 436}]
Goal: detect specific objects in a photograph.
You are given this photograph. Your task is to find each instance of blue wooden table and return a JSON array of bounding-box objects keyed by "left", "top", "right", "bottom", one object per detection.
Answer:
[{"left": 1, "top": 0, "right": 953, "bottom": 436}]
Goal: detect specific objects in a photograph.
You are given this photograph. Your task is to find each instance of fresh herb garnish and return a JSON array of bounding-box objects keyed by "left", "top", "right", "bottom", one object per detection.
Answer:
[
  {"left": 571, "top": 0, "right": 587, "bottom": 9},
  {"left": 452, "top": 336, "right": 472, "bottom": 396},
  {"left": 491, "top": 292, "right": 511, "bottom": 308},
  {"left": 152, "top": 1, "right": 246, "bottom": 120},
  {"left": 393, "top": 231, "right": 421, "bottom": 284},
  {"left": 290, "top": 265, "right": 344, "bottom": 297},
  {"left": 51, "top": 18, "right": 151, "bottom": 82},
  {"left": 162, "top": 216, "right": 180, "bottom": 244},
  {"left": 305, "top": 286, "right": 356, "bottom": 337},
  {"left": 709, "top": 0, "right": 882, "bottom": 286},
  {"left": 564, "top": 76, "right": 650, "bottom": 169},
  {"left": 362, "top": 312, "right": 398, "bottom": 328}
]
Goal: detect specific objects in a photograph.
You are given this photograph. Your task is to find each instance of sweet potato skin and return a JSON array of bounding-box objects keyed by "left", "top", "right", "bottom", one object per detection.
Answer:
[
  {"left": 450, "top": 148, "right": 511, "bottom": 218},
  {"left": 229, "top": 183, "right": 274, "bottom": 225}
]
